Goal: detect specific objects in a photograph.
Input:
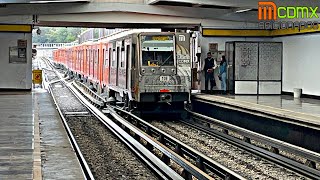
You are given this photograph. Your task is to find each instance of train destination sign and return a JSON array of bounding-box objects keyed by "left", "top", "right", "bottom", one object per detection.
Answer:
[{"left": 152, "top": 36, "right": 171, "bottom": 41}]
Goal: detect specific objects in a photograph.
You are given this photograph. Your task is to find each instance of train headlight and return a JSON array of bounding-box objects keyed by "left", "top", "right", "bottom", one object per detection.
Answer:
[
  {"left": 162, "top": 69, "right": 166, "bottom": 73},
  {"left": 171, "top": 69, "right": 175, "bottom": 73},
  {"left": 151, "top": 69, "right": 155, "bottom": 73},
  {"left": 141, "top": 69, "right": 145, "bottom": 74}
]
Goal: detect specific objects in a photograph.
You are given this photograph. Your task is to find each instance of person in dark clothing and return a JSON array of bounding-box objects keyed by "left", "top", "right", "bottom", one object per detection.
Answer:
[{"left": 203, "top": 52, "right": 217, "bottom": 94}]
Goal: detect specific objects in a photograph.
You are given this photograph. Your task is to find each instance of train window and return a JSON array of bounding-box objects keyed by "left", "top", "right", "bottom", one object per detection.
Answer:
[
  {"left": 131, "top": 44, "right": 135, "bottom": 68},
  {"left": 141, "top": 35, "right": 174, "bottom": 67},
  {"left": 117, "top": 47, "right": 120, "bottom": 68},
  {"left": 93, "top": 50, "right": 95, "bottom": 62},
  {"left": 91, "top": 50, "right": 93, "bottom": 62},
  {"left": 97, "top": 49, "right": 99, "bottom": 64},
  {"left": 86, "top": 49, "right": 88, "bottom": 61},
  {"left": 112, "top": 49, "right": 116, "bottom": 67},
  {"left": 102, "top": 49, "right": 105, "bottom": 66},
  {"left": 108, "top": 48, "right": 111, "bottom": 67},
  {"left": 126, "top": 45, "right": 130, "bottom": 68},
  {"left": 142, "top": 51, "right": 174, "bottom": 66},
  {"left": 104, "top": 49, "right": 108, "bottom": 67},
  {"left": 121, "top": 50, "right": 125, "bottom": 68}
]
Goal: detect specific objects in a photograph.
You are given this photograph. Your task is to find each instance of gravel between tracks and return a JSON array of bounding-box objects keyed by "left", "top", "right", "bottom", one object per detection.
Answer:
[
  {"left": 151, "top": 121, "right": 310, "bottom": 180},
  {"left": 51, "top": 82, "right": 158, "bottom": 180}
]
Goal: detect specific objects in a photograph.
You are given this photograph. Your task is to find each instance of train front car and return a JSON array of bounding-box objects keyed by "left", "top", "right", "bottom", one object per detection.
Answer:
[{"left": 134, "top": 32, "right": 191, "bottom": 117}]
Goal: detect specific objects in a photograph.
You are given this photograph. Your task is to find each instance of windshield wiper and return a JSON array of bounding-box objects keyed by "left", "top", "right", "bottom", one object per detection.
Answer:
[{"left": 158, "top": 54, "right": 173, "bottom": 67}]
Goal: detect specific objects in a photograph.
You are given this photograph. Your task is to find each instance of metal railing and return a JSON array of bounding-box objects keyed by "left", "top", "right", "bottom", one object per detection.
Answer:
[{"left": 33, "top": 43, "right": 78, "bottom": 49}]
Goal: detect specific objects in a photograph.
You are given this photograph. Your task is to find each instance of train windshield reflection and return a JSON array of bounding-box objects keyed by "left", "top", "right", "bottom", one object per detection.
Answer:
[{"left": 141, "top": 35, "right": 174, "bottom": 66}]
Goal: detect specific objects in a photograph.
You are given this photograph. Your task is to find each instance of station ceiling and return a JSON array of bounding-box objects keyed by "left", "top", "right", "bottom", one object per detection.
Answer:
[{"left": 2, "top": 0, "right": 320, "bottom": 29}]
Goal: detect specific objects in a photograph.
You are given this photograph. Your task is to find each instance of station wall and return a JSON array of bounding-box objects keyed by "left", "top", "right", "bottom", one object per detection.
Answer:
[
  {"left": 0, "top": 33, "right": 32, "bottom": 89},
  {"left": 275, "top": 34, "right": 320, "bottom": 96},
  {"left": 198, "top": 36, "right": 273, "bottom": 91}
]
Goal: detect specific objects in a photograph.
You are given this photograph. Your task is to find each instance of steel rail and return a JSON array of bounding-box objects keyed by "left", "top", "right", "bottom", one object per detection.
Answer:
[
  {"left": 67, "top": 82, "right": 184, "bottom": 180},
  {"left": 48, "top": 83, "right": 95, "bottom": 180},
  {"left": 185, "top": 108, "right": 320, "bottom": 179},
  {"left": 68, "top": 71, "right": 244, "bottom": 179},
  {"left": 46, "top": 57, "right": 240, "bottom": 179},
  {"left": 71, "top": 81, "right": 214, "bottom": 179},
  {"left": 41, "top": 57, "right": 95, "bottom": 180},
  {"left": 44, "top": 57, "right": 181, "bottom": 180},
  {"left": 111, "top": 106, "right": 245, "bottom": 180}
]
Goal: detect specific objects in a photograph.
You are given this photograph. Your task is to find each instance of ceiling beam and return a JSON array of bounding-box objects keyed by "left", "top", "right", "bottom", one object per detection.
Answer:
[
  {"left": 146, "top": 0, "right": 258, "bottom": 9},
  {"left": 146, "top": 0, "right": 320, "bottom": 10},
  {"left": 0, "top": 2, "right": 258, "bottom": 22},
  {"left": 37, "top": 12, "right": 258, "bottom": 29}
]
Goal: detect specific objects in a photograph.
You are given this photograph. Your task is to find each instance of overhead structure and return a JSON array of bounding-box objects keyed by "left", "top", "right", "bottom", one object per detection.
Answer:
[
  {"left": 0, "top": 0, "right": 259, "bottom": 29},
  {"left": 0, "top": 0, "right": 90, "bottom": 3},
  {"left": 1, "top": 0, "right": 320, "bottom": 30}
]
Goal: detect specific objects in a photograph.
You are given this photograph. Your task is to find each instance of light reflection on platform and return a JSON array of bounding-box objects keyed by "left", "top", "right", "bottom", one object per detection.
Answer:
[{"left": 217, "top": 95, "right": 320, "bottom": 117}]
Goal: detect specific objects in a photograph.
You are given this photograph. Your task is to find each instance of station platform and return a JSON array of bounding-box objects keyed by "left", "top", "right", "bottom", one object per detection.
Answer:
[
  {"left": 0, "top": 88, "right": 83, "bottom": 179},
  {"left": 191, "top": 93, "right": 320, "bottom": 127}
]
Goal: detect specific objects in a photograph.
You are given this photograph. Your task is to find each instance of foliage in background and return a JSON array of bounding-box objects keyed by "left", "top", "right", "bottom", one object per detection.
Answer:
[{"left": 32, "top": 27, "right": 85, "bottom": 43}]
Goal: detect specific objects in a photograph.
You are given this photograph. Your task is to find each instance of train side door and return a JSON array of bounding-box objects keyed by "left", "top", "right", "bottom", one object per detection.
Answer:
[
  {"left": 108, "top": 44, "right": 112, "bottom": 85},
  {"left": 102, "top": 43, "right": 110, "bottom": 86},
  {"left": 87, "top": 47, "right": 90, "bottom": 77},
  {"left": 85, "top": 46, "right": 88, "bottom": 76},
  {"left": 95, "top": 46, "right": 99, "bottom": 80},
  {"left": 116, "top": 41, "right": 122, "bottom": 87},
  {"left": 94, "top": 47, "right": 97, "bottom": 80},
  {"left": 98, "top": 43, "right": 103, "bottom": 85},
  {"left": 79, "top": 48, "right": 81, "bottom": 73},
  {"left": 118, "top": 40, "right": 126, "bottom": 89},
  {"left": 90, "top": 47, "right": 94, "bottom": 79},
  {"left": 124, "top": 38, "right": 132, "bottom": 89},
  {"left": 110, "top": 42, "right": 117, "bottom": 86}
]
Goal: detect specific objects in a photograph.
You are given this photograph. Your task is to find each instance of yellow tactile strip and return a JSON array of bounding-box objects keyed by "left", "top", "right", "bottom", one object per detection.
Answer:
[
  {"left": 194, "top": 95, "right": 320, "bottom": 127},
  {"left": 33, "top": 95, "right": 42, "bottom": 180}
]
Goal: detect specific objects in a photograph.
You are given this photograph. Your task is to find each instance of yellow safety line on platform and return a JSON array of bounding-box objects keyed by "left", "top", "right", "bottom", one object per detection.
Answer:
[
  {"left": 203, "top": 27, "right": 320, "bottom": 37},
  {"left": 0, "top": 24, "right": 32, "bottom": 32},
  {"left": 33, "top": 95, "right": 42, "bottom": 180}
]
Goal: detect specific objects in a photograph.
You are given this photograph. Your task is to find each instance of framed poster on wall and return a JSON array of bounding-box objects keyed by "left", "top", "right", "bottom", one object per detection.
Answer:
[
  {"left": 9, "top": 46, "right": 27, "bottom": 63},
  {"left": 208, "top": 43, "right": 218, "bottom": 52}
]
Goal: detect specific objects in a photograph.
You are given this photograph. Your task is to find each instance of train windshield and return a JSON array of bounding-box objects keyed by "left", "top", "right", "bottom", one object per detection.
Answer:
[{"left": 141, "top": 35, "right": 174, "bottom": 66}]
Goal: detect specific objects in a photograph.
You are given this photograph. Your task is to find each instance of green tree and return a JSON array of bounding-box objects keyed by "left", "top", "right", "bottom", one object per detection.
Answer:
[{"left": 32, "top": 27, "right": 84, "bottom": 43}]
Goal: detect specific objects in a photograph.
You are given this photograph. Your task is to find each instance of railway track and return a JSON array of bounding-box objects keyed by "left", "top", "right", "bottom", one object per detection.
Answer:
[
  {"left": 71, "top": 80, "right": 320, "bottom": 179},
  {"left": 42, "top": 57, "right": 320, "bottom": 179},
  {"left": 184, "top": 108, "right": 320, "bottom": 179},
  {"left": 42, "top": 57, "right": 243, "bottom": 179},
  {"left": 39, "top": 58, "right": 94, "bottom": 179},
  {"left": 49, "top": 81, "right": 164, "bottom": 180},
  {"left": 42, "top": 59, "right": 179, "bottom": 179},
  {"left": 72, "top": 80, "right": 244, "bottom": 179}
]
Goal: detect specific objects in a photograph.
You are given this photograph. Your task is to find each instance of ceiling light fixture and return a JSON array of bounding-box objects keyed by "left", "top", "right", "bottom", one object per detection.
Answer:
[{"left": 235, "top": 8, "right": 252, "bottom": 13}]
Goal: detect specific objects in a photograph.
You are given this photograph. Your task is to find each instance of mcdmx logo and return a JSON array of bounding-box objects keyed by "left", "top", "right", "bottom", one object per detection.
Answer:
[{"left": 258, "top": 1, "right": 319, "bottom": 30}]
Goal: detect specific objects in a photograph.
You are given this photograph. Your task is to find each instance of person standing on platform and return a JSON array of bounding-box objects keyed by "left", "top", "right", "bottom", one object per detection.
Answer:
[
  {"left": 219, "top": 55, "right": 227, "bottom": 94},
  {"left": 203, "top": 52, "right": 217, "bottom": 94}
]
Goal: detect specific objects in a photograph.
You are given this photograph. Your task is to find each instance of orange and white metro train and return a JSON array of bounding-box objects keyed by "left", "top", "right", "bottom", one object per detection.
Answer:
[{"left": 53, "top": 29, "right": 196, "bottom": 113}]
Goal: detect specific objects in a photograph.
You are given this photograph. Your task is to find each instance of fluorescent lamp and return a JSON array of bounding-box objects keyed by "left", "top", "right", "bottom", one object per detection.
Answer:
[{"left": 235, "top": 8, "right": 252, "bottom": 13}]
